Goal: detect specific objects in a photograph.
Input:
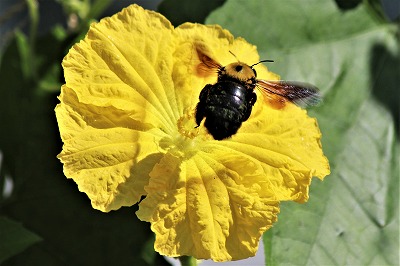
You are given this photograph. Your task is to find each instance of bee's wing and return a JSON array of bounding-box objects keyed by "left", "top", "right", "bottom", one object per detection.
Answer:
[
  {"left": 256, "top": 80, "right": 322, "bottom": 109},
  {"left": 196, "top": 49, "right": 222, "bottom": 77}
]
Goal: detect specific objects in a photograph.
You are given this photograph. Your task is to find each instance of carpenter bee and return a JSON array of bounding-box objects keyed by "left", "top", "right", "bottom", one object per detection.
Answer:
[{"left": 195, "top": 51, "right": 321, "bottom": 140}]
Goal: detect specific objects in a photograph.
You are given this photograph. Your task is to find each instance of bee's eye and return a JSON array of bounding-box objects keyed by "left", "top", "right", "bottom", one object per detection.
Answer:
[{"left": 235, "top": 65, "right": 243, "bottom": 72}]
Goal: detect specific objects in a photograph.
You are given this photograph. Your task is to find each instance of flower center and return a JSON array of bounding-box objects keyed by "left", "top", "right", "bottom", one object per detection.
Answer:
[
  {"left": 177, "top": 109, "right": 200, "bottom": 139},
  {"left": 158, "top": 109, "right": 211, "bottom": 159}
]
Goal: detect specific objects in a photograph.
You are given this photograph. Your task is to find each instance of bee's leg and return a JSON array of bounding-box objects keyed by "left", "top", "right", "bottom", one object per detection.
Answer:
[
  {"left": 195, "top": 102, "right": 205, "bottom": 128},
  {"left": 195, "top": 84, "right": 213, "bottom": 128}
]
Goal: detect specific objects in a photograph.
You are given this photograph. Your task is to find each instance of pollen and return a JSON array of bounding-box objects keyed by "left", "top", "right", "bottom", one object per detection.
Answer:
[
  {"left": 177, "top": 109, "right": 200, "bottom": 139},
  {"left": 163, "top": 109, "right": 210, "bottom": 158}
]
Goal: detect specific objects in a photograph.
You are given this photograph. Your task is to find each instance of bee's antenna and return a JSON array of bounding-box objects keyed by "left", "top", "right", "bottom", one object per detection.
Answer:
[
  {"left": 229, "top": 51, "right": 274, "bottom": 66},
  {"left": 251, "top": 59, "right": 274, "bottom": 68},
  {"left": 229, "top": 50, "right": 239, "bottom": 61}
]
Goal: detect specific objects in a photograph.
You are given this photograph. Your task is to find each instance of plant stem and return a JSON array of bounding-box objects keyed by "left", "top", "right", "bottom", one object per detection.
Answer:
[{"left": 178, "top": 256, "right": 197, "bottom": 266}]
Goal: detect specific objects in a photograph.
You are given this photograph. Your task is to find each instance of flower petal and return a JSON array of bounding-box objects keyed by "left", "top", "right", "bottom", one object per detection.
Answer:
[
  {"left": 56, "top": 85, "right": 165, "bottom": 211},
  {"left": 62, "top": 5, "right": 180, "bottom": 134},
  {"left": 137, "top": 152, "right": 280, "bottom": 261},
  {"left": 57, "top": 5, "right": 190, "bottom": 211},
  {"left": 218, "top": 102, "right": 330, "bottom": 202}
]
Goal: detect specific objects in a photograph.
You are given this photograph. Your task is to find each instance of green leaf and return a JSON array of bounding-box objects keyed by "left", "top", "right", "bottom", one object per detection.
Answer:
[
  {"left": 0, "top": 216, "right": 42, "bottom": 263},
  {"left": 207, "top": 0, "right": 380, "bottom": 53},
  {"left": 207, "top": 0, "right": 399, "bottom": 265}
]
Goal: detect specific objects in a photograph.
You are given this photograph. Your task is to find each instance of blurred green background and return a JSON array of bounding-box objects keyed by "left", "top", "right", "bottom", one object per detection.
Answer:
[{"left": 0, "top": 0, "right": 398, "bottom": 265}]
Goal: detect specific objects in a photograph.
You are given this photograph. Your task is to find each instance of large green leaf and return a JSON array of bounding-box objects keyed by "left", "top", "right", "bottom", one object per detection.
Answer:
[{"left": 207, "top": 0, "right": 399, "bottom": 265}]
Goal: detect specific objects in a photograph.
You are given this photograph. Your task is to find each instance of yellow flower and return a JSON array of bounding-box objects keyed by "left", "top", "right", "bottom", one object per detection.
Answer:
[{"left": 55, "top": 4, "right": 330, "bottom": 262}]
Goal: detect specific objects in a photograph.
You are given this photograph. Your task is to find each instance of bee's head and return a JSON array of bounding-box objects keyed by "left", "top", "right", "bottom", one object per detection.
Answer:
[{"left": 219, "top": 62, "right": 257, "bottom": 85}]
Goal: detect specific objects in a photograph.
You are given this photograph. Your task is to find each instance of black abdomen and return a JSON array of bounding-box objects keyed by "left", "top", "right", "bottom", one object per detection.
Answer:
[{"left": 195, "top": 81, "right": 256, "bottom": 140}]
